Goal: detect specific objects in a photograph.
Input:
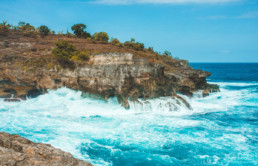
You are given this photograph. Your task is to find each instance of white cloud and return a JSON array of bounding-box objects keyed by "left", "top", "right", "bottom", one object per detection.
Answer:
[{"left": 92, "top": 0, "right": 240, "bottom": 5}]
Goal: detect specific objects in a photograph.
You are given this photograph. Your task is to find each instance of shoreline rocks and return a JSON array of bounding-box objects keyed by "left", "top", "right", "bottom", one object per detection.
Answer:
[
  {"left": 0, "top": 132, "right": 92, "bottom": 166},
  {"left": 4, "top": 98, "right": 21, "bottom": 102}
]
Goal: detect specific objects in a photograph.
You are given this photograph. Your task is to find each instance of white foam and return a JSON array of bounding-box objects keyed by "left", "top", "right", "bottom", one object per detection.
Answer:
[
  {"left": 192, "top": 90, "right": 203, "bottom": 98},
  {"left": 0, "top": 81, "right": 257, "bottom": 165},
  {"left": 209, "top": 81, "right": 258, "bottom": 87}
]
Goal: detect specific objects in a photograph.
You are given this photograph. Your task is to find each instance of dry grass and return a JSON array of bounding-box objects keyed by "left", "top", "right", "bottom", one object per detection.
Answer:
[{"left": 0, "top": 29, "right": 189, "bottom": 73}]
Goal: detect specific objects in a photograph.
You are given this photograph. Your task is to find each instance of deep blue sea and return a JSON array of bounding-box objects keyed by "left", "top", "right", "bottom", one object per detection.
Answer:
[{"left": 0, "top": 63, "right": 257, "bottom": 166}]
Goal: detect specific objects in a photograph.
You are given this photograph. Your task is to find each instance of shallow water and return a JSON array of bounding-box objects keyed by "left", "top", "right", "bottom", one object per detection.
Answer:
[{"left": 0, "top": 63, "right": 257, "bottom": 165}]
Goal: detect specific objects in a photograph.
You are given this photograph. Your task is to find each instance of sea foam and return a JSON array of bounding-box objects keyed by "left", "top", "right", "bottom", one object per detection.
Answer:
[{"left": 0, "top": 81, "right": 257, "bottom": 165}]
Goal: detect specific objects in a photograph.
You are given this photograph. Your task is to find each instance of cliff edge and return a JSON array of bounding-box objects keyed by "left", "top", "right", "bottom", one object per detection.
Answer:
[{"left": 0, "top": 29, "right": 219, "bottom": 108}]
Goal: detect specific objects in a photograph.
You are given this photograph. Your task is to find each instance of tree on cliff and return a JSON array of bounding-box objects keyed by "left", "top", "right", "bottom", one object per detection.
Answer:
[
  {"left": 71, "top": 24, "right": 91, "bottom": 38},
  {"left": 130, "top": 38, "right": 135, "bottom": 43},
  {"left": 163, "top": 51, "right": 172, "bottom": 57},
  {"left": 93, "top": 32, "right": 109, "bottom": 42},
  {"left": 39, "top": 25, "right": 50, "bottom": 35},
  {"left": 18, "top": 21, "right": 26, "bottom": 27},
  {"left": 162, "top": 51, "right": 174, "bottom": 60}
]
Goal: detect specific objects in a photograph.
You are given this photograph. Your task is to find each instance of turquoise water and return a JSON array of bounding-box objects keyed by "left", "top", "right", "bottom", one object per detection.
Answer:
[{"left": 0, "top": 63, "right": 257, "bottom": 165}]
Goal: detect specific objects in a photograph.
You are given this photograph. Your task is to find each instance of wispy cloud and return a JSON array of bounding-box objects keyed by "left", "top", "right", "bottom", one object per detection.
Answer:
[{"left": 91, "top": 0, "right": 240, "bottom": 5}]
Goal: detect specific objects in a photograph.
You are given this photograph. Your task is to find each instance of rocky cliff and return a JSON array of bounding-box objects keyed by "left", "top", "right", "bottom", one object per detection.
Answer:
[
  {"left": 0, "top": 132, "right": 92, "bottom": 166},
  {"left": 0, "top": 29, "right": 219, "bottom": 108}
]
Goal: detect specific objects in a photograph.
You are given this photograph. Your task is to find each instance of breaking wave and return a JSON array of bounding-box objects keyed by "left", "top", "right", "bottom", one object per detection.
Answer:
[{"left": 0, "top": 79, "right": 257, "bottom": 165}]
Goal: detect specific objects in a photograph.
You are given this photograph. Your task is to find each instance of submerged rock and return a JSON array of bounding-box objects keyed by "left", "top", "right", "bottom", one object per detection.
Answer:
[
  {"left": 0, "top": 132, "right": 92, "bottom": 166},
  {"left": 4, "top": 98, "right": 21, "bottom": 102}
]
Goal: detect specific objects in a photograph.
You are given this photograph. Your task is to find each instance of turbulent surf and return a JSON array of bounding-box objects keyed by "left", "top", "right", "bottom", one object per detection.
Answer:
[{"left": 0, "top": 63, "right": 257, "bottom": 165}]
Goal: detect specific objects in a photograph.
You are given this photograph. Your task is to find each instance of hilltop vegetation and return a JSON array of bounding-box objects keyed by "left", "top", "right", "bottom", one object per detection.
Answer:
[
  {"left": 0, "top": 20, "right": 185, "bottom": 73},
  {"left": 0, "top": 20, "right": 219, "bottom": 107}
]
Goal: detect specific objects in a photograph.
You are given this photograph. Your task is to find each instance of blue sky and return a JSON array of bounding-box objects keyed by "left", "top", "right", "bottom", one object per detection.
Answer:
[{"left": 1, "top": 0, "right": 257, "bottom": 62}]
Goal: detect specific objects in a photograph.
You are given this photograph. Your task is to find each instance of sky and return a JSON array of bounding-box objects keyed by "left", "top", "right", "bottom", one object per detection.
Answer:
[{"left": 1, "top": 0, "right": 257, "bottom": 62}]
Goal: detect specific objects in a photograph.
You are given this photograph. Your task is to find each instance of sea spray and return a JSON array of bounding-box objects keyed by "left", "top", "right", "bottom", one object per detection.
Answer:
[
  {"left": 129, "top": 96, "right": 191, "bottom": 113},
  {"left": 0, "top": 80, "right": 257, "bottom": 165}
]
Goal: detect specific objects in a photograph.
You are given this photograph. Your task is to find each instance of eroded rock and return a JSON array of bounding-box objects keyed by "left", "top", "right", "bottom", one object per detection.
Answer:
[
  {"left": 0, "top": 132, "right": 92, "bottom": 166},
  {"left": 0, "top": 30, "right": 219, "bottom": 108},
  {"left": 0, "top": 52, "right": 219, "bottom": 108}
]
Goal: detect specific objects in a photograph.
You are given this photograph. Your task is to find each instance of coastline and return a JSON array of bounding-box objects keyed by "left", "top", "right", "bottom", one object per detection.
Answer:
[{"left": 0, "top": 132, "right": 92, "bottom": 166}]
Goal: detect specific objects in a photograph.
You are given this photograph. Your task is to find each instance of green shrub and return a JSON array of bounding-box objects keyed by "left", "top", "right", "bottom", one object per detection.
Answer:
[
  {"left": 133, "top": 42, "right": 144, "bottom": 51},
  {"left": 0, "top": 21, "right": 11, "bottom": 29},
  {"left": 39, "top": 25, "right": 50, "bottom": 35},
  {"left": 163, "top": 50, "right": 172, "bottom": 56},
  {"left": 124, "top": 41, "right": 132, "bottom": 48},
  {"left": 148, "top": 47, "right": 154, "bottom": 52},
  {"left": 110, "top": 38, "right": 122, "bottom": 47},
  {"left": 83, "top": 32, "right": 91, "bottom": 38},
  {"left": 18, "top": 22, "right": 35, "bottom": 34},
  {"left": 124, "top": 41, "right": 144, "bottom": 51},
  {"left": 52, "top": 40, "right": 90, "bottom": 66},
  {"left": 52, "top": 40, "right": 77, "bottom": 63},
  {"left": 72, "top": 51, "right": 90, "bottom": 61},
  {"left": 93, "top": 32, "right": 109, "bottom": 42}
]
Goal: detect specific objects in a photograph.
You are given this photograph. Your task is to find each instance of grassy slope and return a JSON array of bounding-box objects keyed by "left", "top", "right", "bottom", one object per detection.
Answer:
[{"left": 0, "top": 29, "right": 190, "bottom": 73}]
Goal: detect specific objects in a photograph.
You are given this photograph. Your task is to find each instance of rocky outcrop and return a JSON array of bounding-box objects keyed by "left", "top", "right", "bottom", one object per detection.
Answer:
[
  {"left": 0, "top": 52, "right": 218, "bottom": 108},
  {"left": 0, "top": 30, "right": 219, "bottom": 108},
  {"left": 0, "top": 132, "right": 92, "bottom": 166}
]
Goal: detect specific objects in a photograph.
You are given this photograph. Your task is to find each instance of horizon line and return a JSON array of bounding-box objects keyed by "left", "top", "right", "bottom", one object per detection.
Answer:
[
  {"left": 90, "top": 0, "right": 240, "bottom": 5},
  {"left": 189, "top": 62, "right": 258, "bottom": 63}
]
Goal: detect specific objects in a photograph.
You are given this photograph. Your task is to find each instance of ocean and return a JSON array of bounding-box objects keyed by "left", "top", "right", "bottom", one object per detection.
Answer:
[{"left": 0, "top": 63, "right": 257, "bottom": 165}]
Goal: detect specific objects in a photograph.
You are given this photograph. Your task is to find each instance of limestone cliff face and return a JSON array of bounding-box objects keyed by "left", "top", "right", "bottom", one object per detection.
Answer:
[
  {"left": 0, "top": 132, "right": 92, "bottom": 166},
  {"left": 0, "top": 30, "right": 219, "bottom": 108},
  {"left": 0, "top": 52, "right": 218, "bottom": 108}
]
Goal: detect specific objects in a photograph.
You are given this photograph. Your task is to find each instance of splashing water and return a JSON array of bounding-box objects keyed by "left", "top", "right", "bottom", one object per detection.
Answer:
[{"left": 0, "top": 63, "right": 257, "bottom": 165}]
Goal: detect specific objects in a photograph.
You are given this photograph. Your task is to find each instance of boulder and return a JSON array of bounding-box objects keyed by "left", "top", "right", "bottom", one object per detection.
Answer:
[{"left": 0, "top": 132, "right": 92, "bottom": 166}]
